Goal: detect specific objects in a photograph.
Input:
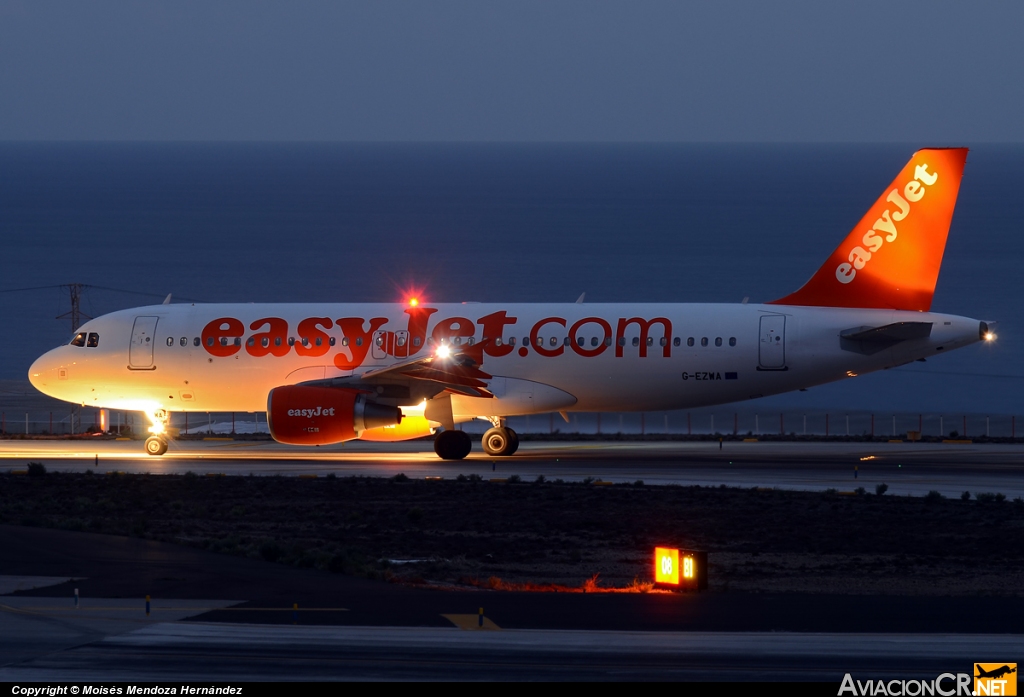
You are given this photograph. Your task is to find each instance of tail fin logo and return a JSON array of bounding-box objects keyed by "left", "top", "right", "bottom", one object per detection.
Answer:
[
  {"left": 836, "top": 163, "right": 939, "bottom": 285},
  {"left": 770, "top": 148, "right": 967, "bottom": 312}
]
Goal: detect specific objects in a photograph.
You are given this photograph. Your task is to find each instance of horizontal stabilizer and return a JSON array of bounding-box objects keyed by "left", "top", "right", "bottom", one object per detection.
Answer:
[{"left": 840, "top": 321, "right": 932, "bottom": 355}]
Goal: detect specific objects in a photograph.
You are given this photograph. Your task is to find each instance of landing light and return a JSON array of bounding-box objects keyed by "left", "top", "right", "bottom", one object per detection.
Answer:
[
  {"left": 984, "top": 331, "right": 996, "bottom": 342},
  {"left": 435, "top": 345, "right": 451, "bottom": 359}
]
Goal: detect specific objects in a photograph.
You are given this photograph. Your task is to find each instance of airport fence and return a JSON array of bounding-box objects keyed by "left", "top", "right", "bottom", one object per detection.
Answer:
[{"left": 0, "top": 407, "right": 1021, "bottom": 440}]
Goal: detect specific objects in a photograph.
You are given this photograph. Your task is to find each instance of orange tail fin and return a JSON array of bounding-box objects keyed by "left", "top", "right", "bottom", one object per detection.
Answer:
[{"left": 770, "top": 148, "right": 968, "bottom": 312}]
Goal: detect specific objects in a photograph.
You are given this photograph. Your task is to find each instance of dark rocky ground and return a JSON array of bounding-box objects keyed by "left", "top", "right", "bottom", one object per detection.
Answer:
[{"left": 2, "top": 469, "right": 1022, "bottom": 596}]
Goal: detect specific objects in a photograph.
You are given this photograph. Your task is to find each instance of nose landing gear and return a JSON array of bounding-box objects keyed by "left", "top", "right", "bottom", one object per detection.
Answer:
[
  {"left": 145, "top": 436, "right": 168, "bottom": 456},
  {"left": 144, "top": 409, "right": 170, "bottom": 457}
]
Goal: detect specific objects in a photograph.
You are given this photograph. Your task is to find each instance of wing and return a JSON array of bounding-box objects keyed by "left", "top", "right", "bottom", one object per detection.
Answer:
[{"left": 358, "top": 339, "right": 495, "bottom": 398}]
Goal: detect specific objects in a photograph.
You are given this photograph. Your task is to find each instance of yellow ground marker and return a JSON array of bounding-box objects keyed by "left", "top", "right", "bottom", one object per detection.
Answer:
[{"left": 442, "top": 613, "right": 500, "bottom": 630}]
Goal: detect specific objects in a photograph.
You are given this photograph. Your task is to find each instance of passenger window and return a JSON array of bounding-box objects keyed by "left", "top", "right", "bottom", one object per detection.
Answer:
[
  {"left": 166, "top": 337, "right": 174, "bottom": 347},
  {"left": 550, "top": 337, "right": 558, "bottom": 347},
  {"left": 687, "top": 337, "right": 694, "bottom": 347},
  {"left": 289, "top": 337, "right": 296, "bottom": 346},
  {"left": 315, "top": 337, "right": 323, "bottom": 347},
  {"left": 673, "top": 337, "right": 681, "bottom": 347},
  {"left": 219, "top": 337, "right": 228, "bottom": 347},
  {"left": 454, "top": 337, "right": 462, "bottom": 346},
  {"left": 247, "top": 337, "right": 256, "bottom": 347},
  {"left": 715, "top": 337, "right": 722, "bottom": 347},
  {"left": 70, "top": 333, "right": 86, "bottom": 347},
  {"left": 508, "top": 337, "right": 515, "bottom": 346},
  {"left": 618, "top": 337, "right": 626, "bottom": 347},
  {"left": 591, "top": 337, "right": 598, "bottom": 347},
  {"left": 180, "top": 337, "right": 187, "bottom": 347},
  {"left": 729, "top": 337, "right": 736, "bottom": 346},
  {"left": 194, "top": 337, "right": 201, "bottom": 347},
  {"left": 262, "top": 337, "right": 270, "bottom": 348},
  {"left": 701, "top": 337, "right": 708, "bottom": 347},
  {"left": 632, "top": 337, "right": 639, "bottom": 347},
  {"left": 604, "top": 337, "right": 612, "bottom": 347},
  {"left": 647, "top": 337, "right": 654, "bottom": 347},
  {"left": 495, "top": 337, "right": 503, "bottom": 347},
  {"left": 412, "top": 337, "right": 420, "bottom": 347},
  {"left": 356, "top": 337, "right": 363, "bottom": 347},
  {"left": 523, "top": 337, "right": 531, "bottom": 346},
  {"left": 234, "top": 337, "right": 241, "bottom": 346},
  {"left": 563, "top": 337, "right": 570, "bottom": 346},
  {"left": 467, "top": 336, "right": 475, "bottom": 345},
  {"left": 302, "top": 337, "right": 309, "bottom": 346},
  {"left": 276, "top": 337, "right": 283, "bottom": 347},
  {"left": 660, "top": 337, "right": 667, "bottom": 347}
]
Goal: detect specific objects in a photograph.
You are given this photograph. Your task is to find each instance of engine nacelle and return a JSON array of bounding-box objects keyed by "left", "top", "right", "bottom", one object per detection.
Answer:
[{"left": 267, "top": 385, "right": 402, "bottom": 445}]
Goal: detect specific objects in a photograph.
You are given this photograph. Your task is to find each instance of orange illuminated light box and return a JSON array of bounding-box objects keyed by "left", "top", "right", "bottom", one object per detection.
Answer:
[{"left": 653, "top": 547, "right": 707, "bottom": 591}]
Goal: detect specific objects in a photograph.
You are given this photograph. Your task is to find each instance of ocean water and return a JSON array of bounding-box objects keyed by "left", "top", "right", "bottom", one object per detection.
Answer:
[{"left": 0, "top": 143, "right": 1020, "bottom": 415}]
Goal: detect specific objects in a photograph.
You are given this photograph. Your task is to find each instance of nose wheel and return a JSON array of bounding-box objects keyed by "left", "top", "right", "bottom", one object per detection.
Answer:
[
  {"left": 144, "top": 436, "right": 168, "bottom": 456},
  {"left": 482, "top": 427, "right": 519, "bottom": 456}
]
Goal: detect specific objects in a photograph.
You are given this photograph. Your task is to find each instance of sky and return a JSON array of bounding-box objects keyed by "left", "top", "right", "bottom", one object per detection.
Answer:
[{"left": 0, "top": 0, "right": 1022, "bottom": 142}]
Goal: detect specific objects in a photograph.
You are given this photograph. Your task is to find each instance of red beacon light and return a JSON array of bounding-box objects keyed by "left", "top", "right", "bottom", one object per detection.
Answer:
[
  {"left": 408, "top": 297, "right": 419, "bottom": 307},
  {"left": 654, "top": 547, "right": 707, "bottom": 591}
]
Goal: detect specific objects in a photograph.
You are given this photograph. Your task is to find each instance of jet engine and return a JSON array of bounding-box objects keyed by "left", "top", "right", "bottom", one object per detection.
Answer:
[{"left": 267, "top": 385, "right": 402, "bottom": 445}]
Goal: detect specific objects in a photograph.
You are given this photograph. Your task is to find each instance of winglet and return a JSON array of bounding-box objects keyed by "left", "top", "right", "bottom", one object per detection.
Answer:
[{"left": 770, "top": 148, "right": 968, "bottom": 312}]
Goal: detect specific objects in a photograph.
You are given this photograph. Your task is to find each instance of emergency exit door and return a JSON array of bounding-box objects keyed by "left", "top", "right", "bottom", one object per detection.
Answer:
[
  {"left": 129, "top": 316, "right": 159, "bottom": 369},
  {"left": 758, "top": 315, "right": 786, "bottom": 369}
]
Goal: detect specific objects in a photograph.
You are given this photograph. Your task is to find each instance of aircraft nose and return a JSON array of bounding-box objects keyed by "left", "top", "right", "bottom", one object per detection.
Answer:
[{"left": 28, "top": 350, "right": 58, "bottom": 393}]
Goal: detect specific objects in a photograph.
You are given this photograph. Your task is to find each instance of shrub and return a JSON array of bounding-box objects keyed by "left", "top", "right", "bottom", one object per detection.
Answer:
[
  {"left": 391, "top": 473, "right": 409, "bottom": 483},
  {"left": 925, "top": 490, "right": 945, "bottom": 502},
  {"left": 875, "top": 483, "right": 889, "bottom": 496},
  {"left": 974, "top": 492, "right": 1006, "bottom": 503},
  {"left": 634, "top": 480, "right": 645, "bottom": 487},
  {"left": 27, "top": 462, "right": 46, "bottom": 477},
  {"left": 533, "top": 475, "right": 546, "bottom": 484},
  {"left": 260, "top": 540, "right": 283, "bottom": 562},
  {"left": 506, "top": 474, "right": 522, "bottom": 484},
  {"left": 855, "top": 487, "right": 866, "bottom": 495},
  {"left": 961, "top": 491, "right": 971, "bottom": 501}
]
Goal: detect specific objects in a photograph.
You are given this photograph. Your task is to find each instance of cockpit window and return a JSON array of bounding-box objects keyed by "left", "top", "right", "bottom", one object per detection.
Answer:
[
  {"left": 87, "top": 333, "right": 99, "bottom": 348},
  {"left": 70, "top": 333, "right": 86, "bottom": 347}
]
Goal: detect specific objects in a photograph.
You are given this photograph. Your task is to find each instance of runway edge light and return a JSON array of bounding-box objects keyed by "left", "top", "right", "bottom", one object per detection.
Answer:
[{"left": 653, "top": 547, "right": 708, "bottom": 592}]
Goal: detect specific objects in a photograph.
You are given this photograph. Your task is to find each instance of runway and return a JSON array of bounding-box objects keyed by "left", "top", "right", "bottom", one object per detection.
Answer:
[{"left": 2, "top": 438, "right": 1023, "bottom": 498}]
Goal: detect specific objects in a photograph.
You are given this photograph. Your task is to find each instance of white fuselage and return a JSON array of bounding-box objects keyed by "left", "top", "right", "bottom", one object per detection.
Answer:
[{"left": 28, "top": 302, "right": 983, "bottom": 421}]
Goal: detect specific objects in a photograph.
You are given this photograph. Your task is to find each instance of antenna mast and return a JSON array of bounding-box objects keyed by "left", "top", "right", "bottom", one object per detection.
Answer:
[{"left": 57, "top": 283, "right": 92, "bottom": 332}]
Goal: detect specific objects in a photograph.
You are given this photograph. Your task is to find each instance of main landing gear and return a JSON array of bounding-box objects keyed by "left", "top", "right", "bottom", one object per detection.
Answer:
[
  {"left": 144, "top": 409, "right": 170, "bottom": 457},
  {"left": 482, "top": 426, "right": 519, "bottom": 457},
  {"left": 434, "top": 429, "right": 472, "bottom": 460},
  {"left": 431, "top": 426, "right": 520, "bottom": 460}
]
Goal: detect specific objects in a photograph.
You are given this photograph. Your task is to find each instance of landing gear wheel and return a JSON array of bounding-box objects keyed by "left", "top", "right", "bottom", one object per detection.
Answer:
[
  {"left": 507, "top": 428, "right": 520, "bottom": 455},
  {"left": 482, "top": 427, "right": 518, "bottom": 456},
  {"left": 434, "top": 430, "right": 472, "bottom": 460},
  {"left": 144, "top": 436, "right": 168, "bottom": 457}
]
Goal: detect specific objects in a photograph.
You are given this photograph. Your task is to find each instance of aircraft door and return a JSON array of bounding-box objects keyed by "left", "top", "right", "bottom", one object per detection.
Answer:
[
  {"left": 129, "top": 316, "right": 159, "bottom": 369},
  {"left": 758, "top": 315, "right": 786, "bottom": 369},
  {"left": 371, "top": 330, "right": 387, "bottom": 360}
]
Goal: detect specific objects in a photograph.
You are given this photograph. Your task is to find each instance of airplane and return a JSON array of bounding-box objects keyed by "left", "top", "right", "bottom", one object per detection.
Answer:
[
  {"left": 28, "top": 148, "right": 995, "bottom": 460},
  {"left": 976, "top": 665, "right": 1017, "bottom": 680}
]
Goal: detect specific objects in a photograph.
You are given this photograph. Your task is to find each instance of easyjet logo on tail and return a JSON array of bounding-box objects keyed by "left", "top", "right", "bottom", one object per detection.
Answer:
[
  {"left": 836, "top": 163, "right": 939, "bottom": 284},
  {"left": 769, "top": 148, "right": 968, "bottom": 313}
]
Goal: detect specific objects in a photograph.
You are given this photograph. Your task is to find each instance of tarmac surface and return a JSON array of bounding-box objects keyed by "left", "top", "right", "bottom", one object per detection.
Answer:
[
  {"left": 1, "top": 524, "right": 1023, "bottom": 681},
  {"left": 2, "top": 438, "right": 1023, "bottom": 498}
]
